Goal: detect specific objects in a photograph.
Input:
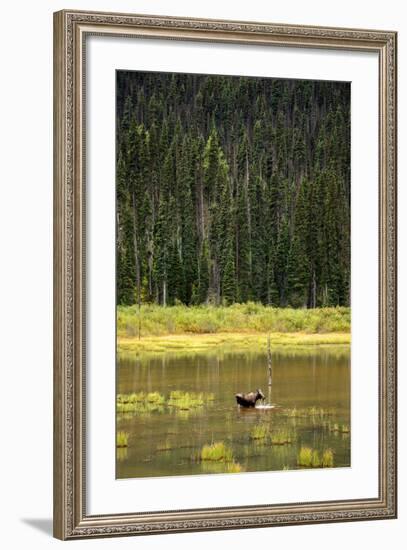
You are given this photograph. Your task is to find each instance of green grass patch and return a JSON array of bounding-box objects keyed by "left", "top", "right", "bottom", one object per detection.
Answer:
[
  {"left": 322, "top": 449, "right": 334, "bottom": 467},
  {"left": 118, "top": 331, "right": 350, "bottom": 355},
  {"left": 116, "top": 431, "right": 129, "bottom": 448},
  {"left": 297, "top": 446, "right": 335, "bottom": 468},
  {"left": 117, "top": 391, "right": 214, "bottom": 414},
  {"left": 118, "top": 304, "right": 350, "bottom": 341},
  {"left": 270, "top": 430, "right": 293, "bottom": 445},
  {"left": 250, "top": 424, "right": 269, "bottom": 440},
  {"left": 201, "top": 442, "right": 234, "bottom": 462}
]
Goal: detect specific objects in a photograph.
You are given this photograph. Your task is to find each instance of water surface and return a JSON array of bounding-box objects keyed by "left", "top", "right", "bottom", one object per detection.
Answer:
[{"left": 117, "top": 346, "right": 350, "bottom": 478}]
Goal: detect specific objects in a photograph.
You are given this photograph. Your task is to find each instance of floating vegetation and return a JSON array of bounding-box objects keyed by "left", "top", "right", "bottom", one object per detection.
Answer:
[
  {"left": 250, "top": 424, "right": 269, "bottom": 440},
  {"left": 146, "top": 392, "right": 166, "bottom": 405},
  {"left": 270, "top": 430, "right": 293, "bottom": 445},
  {"left": 117, "top": 390, "right": 214, "bottom": 414},
  {"left": 201, "top": 442, "right": 234, "bottom": 463},
  {"left": 297, "top": 446, "right": 334, "bottom": 468},
  {"left": 168, "top": 391, "right": 213, "bottom": 410},
  {"left": 116, "top": 431, "right": 129, "bottom": 448}
]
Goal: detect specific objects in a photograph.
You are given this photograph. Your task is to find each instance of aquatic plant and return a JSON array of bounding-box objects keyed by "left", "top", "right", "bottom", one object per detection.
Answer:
[
  {"left": 146, "top": 392, "right": 165, "bottom": 404},
  {"left": 168, "top": 391, "right": 206, "bottom": 410},
  {"left": 270, "top": 430, "right": 293, "bottom": 445},
  {"left": 116, "top": 431, "right": 129, "bottom": 448},
  {"left": 201, "top": 442, "right": 234, "bottom": 462},
  {"left": 250, "top": 424, "right": 269, "bottom": 440},
  {"left": 311, "top": 449, "right": 321, "bottom": 467},
  {"left": 322, "top": 449, "right": 334, "bottom": 467},
  {"left": 297, "top": 446, "right": 335, "bottom": 468}
]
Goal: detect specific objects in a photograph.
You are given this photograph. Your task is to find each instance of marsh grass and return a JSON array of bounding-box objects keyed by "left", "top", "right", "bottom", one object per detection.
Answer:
[
  {"left": 201, "top": 442, "right": 234, "bottom": 463},
  {"left": 118, "top": 304, "right": 350, "bottom": 338},
  {"left": 322, "top": 449, "right": 334, "bottom": 467},
  {"left": 297, "top": 446, "right": 334, "bottom": 468},
  {"left": 117, "top": 390, "right": 214, "bottom": 415},
  {"left": 168, "top": 391, "right": 212, "bottom": 410},
  {"left": 250, "top": 424, "right": 269, "bottom": 440},
  {"left": 297, "top": 446, "right": 313, "bottom": 467},
  {"left": 116, "top": 431, "right": 129, "bottom": 448},
  {"left": 146, "top": 392, "right": 165, "bottom": 405},
  {"left": 270, "top": 430, "right": 293, "bottom": 445}
]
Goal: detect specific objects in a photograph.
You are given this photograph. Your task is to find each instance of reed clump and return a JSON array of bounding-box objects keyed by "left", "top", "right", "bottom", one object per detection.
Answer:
[
  {"left": 250, "top": 424, "right": 269, "bottom": 440},
  {"left": 297, "top": 446, "right": 334, "bottom": 468},
  {"left": 270, "top": 430, "right": 293, "bottom": 445},
  {"left": 116, "top": 431, "right": 129, "bottom": 448},
  {"left": 201, "top": 442, "right": 234, "bottom": 463},
  {"left": 168, "top": 391, "right": 212, "bottom": 410}
]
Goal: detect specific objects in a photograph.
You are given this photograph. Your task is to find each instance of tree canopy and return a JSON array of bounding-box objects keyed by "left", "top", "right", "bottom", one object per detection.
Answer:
[{"left": 116, "top": 71, "right": 350, "bottom": 308}]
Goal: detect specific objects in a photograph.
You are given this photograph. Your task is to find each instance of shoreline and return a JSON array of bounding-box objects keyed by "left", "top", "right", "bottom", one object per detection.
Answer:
[{"left": 117, "top": 331, "right": 350, "bottom": 355}]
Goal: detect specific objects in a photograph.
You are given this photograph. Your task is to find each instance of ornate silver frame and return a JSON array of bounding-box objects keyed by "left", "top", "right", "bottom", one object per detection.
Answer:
[{"left": 53, "top": 9, "right": 397, "bottom": 540}]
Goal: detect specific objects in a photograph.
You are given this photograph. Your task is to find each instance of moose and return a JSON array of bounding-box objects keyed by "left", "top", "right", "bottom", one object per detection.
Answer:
[{"left": 235, "top": 389, "right": 265, "bottom": 408}]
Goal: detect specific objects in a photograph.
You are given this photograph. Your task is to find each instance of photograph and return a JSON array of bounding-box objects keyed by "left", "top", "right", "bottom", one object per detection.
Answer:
[{"left": 115, "top": 70, "right": 351, "bottom": 479}]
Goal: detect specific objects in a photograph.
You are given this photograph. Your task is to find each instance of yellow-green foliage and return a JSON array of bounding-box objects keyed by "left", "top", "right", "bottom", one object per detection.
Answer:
[
  {"left": 250, "top": 424, "right": 269, "bottom": 440},
  {"left": 270, "top": 430, "right": 293, "bottom": 445},
  {"left": 311, "top": 449, "right": 321, "bottom": 467},
  {"left": 117, "top": 304, "right": 350, "bottom": 338},
  {"left": 117, "top": 392, "right": 165, "bottom": 414},
  {"left": 146, "top": 392, "right": 165, "bottom": 405},
  {"left": 297, "top": 446, "right": 334, "bottom": 468},
  {"left": 116, "top": 431, "right": 129, "bottom": 448},
  {"left": 168, "top": 391, "right": 210, "bottom": 410},
  {"left": 297, "top": 446, "right": 313, "bottom": 467},
  {"left": 322, "top": 449, "right": 334, "bottom": 467},
  {"left": 201, "top": 442, "right": 234, "bottom": 462}
]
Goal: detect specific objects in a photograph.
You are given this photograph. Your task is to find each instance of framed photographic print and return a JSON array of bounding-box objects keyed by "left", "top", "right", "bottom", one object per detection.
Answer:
[{"left": 53, "top": 9, "right": 397, "bottom": 540}]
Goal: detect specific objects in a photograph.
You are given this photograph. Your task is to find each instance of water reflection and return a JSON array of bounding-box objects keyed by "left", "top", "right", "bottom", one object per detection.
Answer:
[{"left": 117, "top": 346, "right": 350, "bottom": 478}]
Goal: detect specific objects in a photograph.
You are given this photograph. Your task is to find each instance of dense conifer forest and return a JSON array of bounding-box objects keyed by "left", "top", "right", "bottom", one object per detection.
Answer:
[{"left": 116, "top": 71, "right": 350, "bottom": 308}]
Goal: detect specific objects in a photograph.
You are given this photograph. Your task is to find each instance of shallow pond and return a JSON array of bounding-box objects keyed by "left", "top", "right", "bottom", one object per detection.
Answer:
[{"left": 116, "top": 346, "right": 350, "bottom": 478}]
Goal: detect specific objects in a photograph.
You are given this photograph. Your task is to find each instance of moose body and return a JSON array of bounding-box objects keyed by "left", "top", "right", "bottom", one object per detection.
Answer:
[{"left": 235, "top": 389, "right": 265, "bottom": 408}]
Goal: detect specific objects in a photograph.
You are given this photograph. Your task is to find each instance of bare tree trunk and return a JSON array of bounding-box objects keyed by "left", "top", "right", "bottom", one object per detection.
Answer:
[
  {"left": 267, "top": 334, "right": 272, "bottom": 403},
  {"left": 132, "top": 192, "right": 141, "bottom": 340},
  {"left": 163, "top": 279, "right": 167, "bottom": 308}
]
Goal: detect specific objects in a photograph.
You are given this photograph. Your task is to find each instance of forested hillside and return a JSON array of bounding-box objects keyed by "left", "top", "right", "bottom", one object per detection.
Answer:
[{"left": 116, "top": 71, "right": 350, "bottom": 308}]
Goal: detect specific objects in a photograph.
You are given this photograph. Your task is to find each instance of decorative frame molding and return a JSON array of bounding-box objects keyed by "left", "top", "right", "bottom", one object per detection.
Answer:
[{"left": 53, "top": 9, "right": 397, "bottom": 540}]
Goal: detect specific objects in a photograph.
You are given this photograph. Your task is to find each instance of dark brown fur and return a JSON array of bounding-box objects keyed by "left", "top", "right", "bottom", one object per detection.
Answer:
[{"left": 235, "top": 389, "right": 265, "bottom": 408}]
